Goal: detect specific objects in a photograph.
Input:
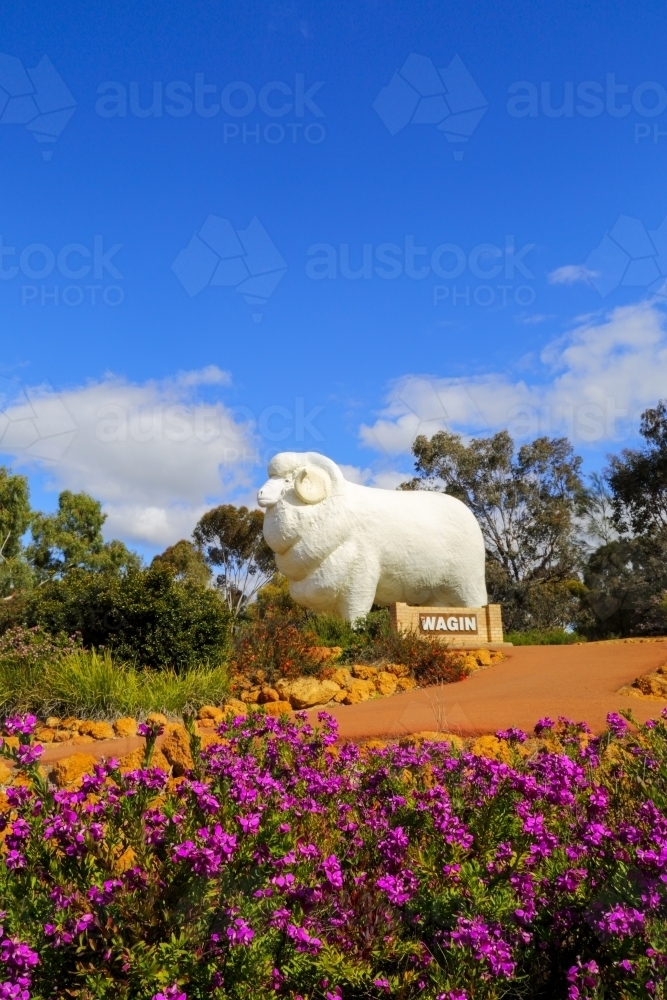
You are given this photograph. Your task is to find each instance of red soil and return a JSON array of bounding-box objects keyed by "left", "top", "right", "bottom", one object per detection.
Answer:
[
  {"left": 36, "top": 640, "right": 667, "bottom": 766},
  {"left": 304, "top": 639, "right": 667, "bottom": 740}
]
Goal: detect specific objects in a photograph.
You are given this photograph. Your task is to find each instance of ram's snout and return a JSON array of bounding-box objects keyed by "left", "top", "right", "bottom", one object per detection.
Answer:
[{"left": 257, "top": 477, "right": 286, "bottom": 509}]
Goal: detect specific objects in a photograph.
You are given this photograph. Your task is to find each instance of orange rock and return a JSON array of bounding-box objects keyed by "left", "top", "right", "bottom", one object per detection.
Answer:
[
  {"left": 374, "top": 671, "right": 397, "bottom": 697},
  {"left": 471, "top": 735, "right": 511, "bottom": 762},
  {"left": 51, "top": 753, "right": 97, "bottom": 788},
  {"left": 342, "top": 679, "right": 376, "bottom": 705},
  {"left": 401, "top": 731, "right": 463, "bottom": 750},
  {"left": 0, "top": 762, "right": 12, "bottom": 786},
  {"left": 35, "top": 727, "right": 56, "bottom": 743},
  {"left": 222, "top": 698, "right": 248, "bottom": 717},
  {"left": 45, "top": 716, "right": 61, "bottom": 728},
  {"left": 396, "top": 677, "right": 417, "bottom": 692},
  {"left": 384, "top": 662, "right": 410, "bottom": 677},
  {"left": 79, "top": 721, "right": 115, "bottom": 740},
  {"left": 257, "top": 687, "right": 280, "bottom": 704},
  {"left": 351, "top": 664, "right": 378, "bottom": 680},
  {"left": 198, "top": 705, "right": 225, "bottom": 722},
  {"left": 262, "top": 700, "right": 293, "bottom": 717},
  {"left": 146, "top": 712, "right": 168, "bottom": 727},
  {"left": 53, "top": 730, "right": 75, "bottom": 743},
  {"left": 473, "top": 648, "right": 493, "bottom": 667},
  {"left": 331, "top": 667, "right": 352, "bottom": 689},
  {"left": 118, "top": 746, "right": 171, "bottom": 773},
  {"left": 197, "top": 718, "right": 216, "bottom": 729},
  {"left": 161, "top": 725, "right": 193, "bottom": 777},
  {"left": 70, "top": 735, "right": 95, "bottom": 745},
  {"left": 198, "top": 730, "right": 224, "bottom": 748},
  {"left": 113, "top": 717, "right": 138, "bottom": 738},
  {"left": 360, "top": 739, "right": 389, "bottom": 753}
]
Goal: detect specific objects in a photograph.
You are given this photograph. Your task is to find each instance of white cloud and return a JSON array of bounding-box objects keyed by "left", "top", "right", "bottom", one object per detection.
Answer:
[
  {"left": 0, "top": 368, "right": 259, "bottom": 548},
  {"left": 548, "top": 264, "right": 597, "bottom": 285},
  {"left": 339, "top": 464, "right": 408, "bottom": 490},
  {"left": 360, "top": 299, "right": 667, "bottom": 454}
]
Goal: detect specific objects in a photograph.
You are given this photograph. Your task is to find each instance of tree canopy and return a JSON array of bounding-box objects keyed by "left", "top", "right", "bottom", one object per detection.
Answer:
[
  {"left": 193, "top": 504, "right": 275, "bottom": 617},
  {"left": 606, "top": 399, "right": 667, "bottom": 535},
  {"left": 402, "top": 430, "right": 587, "bottom": 584}
]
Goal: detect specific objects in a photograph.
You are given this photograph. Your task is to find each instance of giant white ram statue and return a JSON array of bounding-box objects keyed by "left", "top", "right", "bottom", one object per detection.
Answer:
[{"left": 257, "top": 451, "right": 487, "bottom": 622}]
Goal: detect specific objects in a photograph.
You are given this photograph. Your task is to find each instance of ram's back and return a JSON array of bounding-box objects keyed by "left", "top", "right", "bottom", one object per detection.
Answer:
[{"left": 345, "top": 483, "right": 485, "bottom": 604}]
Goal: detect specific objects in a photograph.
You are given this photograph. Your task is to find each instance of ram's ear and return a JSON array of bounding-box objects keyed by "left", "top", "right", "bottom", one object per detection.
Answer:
[{"left": 293, "top": 465, "right": 329, "bottom": 504}]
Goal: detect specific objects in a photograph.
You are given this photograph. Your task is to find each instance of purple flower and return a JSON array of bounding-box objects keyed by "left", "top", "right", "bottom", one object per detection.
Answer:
[
  {"left": 14, "top": 745, "right": 43, "bottom": 767},
  {"left": 87, "top": 880, "right": 122, "bottom": 906},
  {"left": 322, "top": 854, "right": 344, "bottom": 889},
  {"left": 376, "top": 870, "right": 418, "bottom": 905},
  {"left": 138, "top": 721, "right": 164, "bottom": 738},
  {"left": 3, "top": 716, "right": 37, "bottom": 737},
  {"left": 225, "top": 918, "right": 254, "bottom": 946},
  {"left": 592, "top": 904, "right": 645, "bottom": 939},
  {"left": 606, "top": 712, "right": 628, "bottom": 737},
  {"left": 534, "top": 717, "right": 554, "bottom": 735},
  {"left": 152, "top": 986, "right": 187, "bottom": 1000},
  {"left": 449, "top": 917, "right": 515, "bottom": 978},
  {"left": 373, "top": 979, "right": 391, "bottom": 992},
  {"left": 286, "top": 924, "right": 322, "bottom": 954},
  {"left": 496, "top": 727, "right": 527, "bottom": 743}
]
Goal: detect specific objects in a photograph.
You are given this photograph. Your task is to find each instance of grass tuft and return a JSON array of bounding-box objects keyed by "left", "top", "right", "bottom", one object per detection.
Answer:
[{"left": 0, "top": 649, "right": 229, "bottom": 719}]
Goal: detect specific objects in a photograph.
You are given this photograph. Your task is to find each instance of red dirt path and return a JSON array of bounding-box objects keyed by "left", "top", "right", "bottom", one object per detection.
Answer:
[
  {"left": 304, "top": 640, "right": 667, "bottom": 740},
  {"left": 36, "top": 640, "right": 667, "bottom": 766}
]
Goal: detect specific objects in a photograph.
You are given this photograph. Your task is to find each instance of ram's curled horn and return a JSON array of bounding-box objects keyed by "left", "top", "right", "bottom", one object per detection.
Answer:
[{"left": 293, "top": 465, "right": 329, "bottom": 504}]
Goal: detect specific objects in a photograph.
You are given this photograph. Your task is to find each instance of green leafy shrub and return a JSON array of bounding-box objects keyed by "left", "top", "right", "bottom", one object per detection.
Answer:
[
  {"left": 506, "top": 628, "right": 587, "bottom": 645},
  {"left": 1, "top": 565, "right": 231, "bottom": 672}
]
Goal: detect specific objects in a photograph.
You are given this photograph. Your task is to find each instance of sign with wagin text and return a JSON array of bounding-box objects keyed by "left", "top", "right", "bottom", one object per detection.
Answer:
[
  {"left": 390, "top": 602, "right": 507, "bottom": 646},
  {"left": 419, "top": 613, "right": 478, "bottom": 634}
]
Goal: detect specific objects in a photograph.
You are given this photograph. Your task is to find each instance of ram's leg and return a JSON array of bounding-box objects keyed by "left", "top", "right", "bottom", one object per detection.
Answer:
[{"left": 337, "top": 578, "right": 379, "bottom": 625}]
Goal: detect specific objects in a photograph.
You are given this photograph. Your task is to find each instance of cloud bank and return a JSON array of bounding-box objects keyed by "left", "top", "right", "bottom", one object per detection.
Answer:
[
  {"left": 0, "top": 367, "right": 258, "bottom": 548},
  {"left": 360, "top": 300, "right": 667, "bottom": 455}
]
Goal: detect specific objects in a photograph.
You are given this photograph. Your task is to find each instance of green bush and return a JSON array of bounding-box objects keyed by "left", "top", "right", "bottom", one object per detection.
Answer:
[
  {"left": 505, "top": 627, "right": 587, "bottom": 645},
  {"left": 0, "top": 647, "right": 229, "bottom": 719},
  {"left": 1, "top": 565, "right": 231, "bottom": 671}
]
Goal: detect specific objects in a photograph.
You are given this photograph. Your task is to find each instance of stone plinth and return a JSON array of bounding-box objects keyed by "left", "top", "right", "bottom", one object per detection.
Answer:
[{"left": 390, "top": 602, "right": 510, "bottom": 648}]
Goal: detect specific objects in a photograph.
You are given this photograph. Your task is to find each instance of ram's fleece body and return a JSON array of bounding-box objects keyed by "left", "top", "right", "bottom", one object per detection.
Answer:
[{"left": 257, "top": 451, "right": 487, "bottom": 622}]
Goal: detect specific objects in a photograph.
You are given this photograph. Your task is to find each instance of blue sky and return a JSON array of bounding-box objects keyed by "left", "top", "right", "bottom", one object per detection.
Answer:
[{"left": 2, "top": 0, "right": 667, "bottom": 555}]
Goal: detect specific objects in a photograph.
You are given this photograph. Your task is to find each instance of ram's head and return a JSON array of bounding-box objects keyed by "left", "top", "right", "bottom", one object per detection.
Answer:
[{"left": 257, "top": 452, "right": 345, "bottom": 509}]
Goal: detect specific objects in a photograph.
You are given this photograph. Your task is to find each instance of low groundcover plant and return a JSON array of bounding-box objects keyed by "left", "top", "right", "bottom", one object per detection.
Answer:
[{"left": 0, "top": 707, "right": 666, "bottom": 998}]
